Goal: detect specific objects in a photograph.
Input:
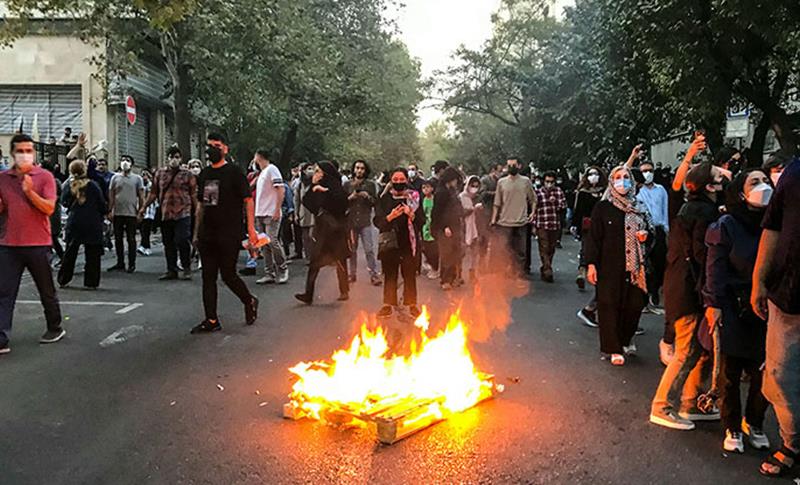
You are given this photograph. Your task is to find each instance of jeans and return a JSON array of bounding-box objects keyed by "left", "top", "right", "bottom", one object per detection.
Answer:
[
  {"left": 162, "top": 216, "right": 192, "bottom": 273},
  {"left": 381, "top": 250, "right": 417, "bottom": 306},
  {"left": 651, "top": 314, "right": 711, "bottom": 414},
  {"left": 763, "top": 301, "right": 800, "bottom": 451},
  {"left": 58, "top": 241, "right": 102, "bottom": 288},
  {"left": 113, "top": 215, "right": 137, "bottom": 268},
  {"left": 0, "top": 246, "right": 62, "bottom": 346},
  {"left": 494, "top": 225, "right": 528, "bottom": 277},
  {"left": 198, "top": 239, "right": 253, "bottom": 321},
  {"left": 349, "top": 225, "right": 378, "bottom": 278},
  {"left": 255, "top": 216, "right": 287, "bottom": 277},
  {"left": 720, "top": 353, "right": 769, "bottom": 432},
  {"left": 536, "top": 227, "right": 560, "bottom": 278}
]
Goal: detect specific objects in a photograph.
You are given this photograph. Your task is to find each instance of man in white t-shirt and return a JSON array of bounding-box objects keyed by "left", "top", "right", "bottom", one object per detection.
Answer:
[{"left": 254, "top": 148, "right": 288, "bottom": 284}]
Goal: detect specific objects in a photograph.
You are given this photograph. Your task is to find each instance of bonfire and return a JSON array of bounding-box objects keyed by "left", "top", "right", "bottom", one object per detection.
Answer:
[{"left": 283, "top": 308, "right": 500, "bottom": 444}]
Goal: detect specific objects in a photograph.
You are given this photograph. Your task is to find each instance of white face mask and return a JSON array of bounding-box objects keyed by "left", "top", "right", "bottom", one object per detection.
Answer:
[
  {"left": 746, "top": 183, "right": 773, "bottom": 208},
  {"left": 408, "top": 169, "right": 417, "bottom": 179},
  {"left": 587, "top": 174, "right": 600, "bottom": 185},
  {"left": 191, "top": 167, "right": 201, "bottom": 176},
  {"left": 14, "top": 152, "right": 35, "bottom": 169},
  {"left": 468, "top": 186, "right": 479, "bottom": 195},
  {"left": 643, "top": 171, "right": 654, "bottom": 184},
  {"left": 771, "top": 172, "right": 782, "bottom": 187},
  {"left": 120, "top": 161, "right": 132, "bottom": 172}
]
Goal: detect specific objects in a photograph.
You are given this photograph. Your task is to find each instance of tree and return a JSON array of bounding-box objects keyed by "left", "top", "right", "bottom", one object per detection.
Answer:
[{"left": 419, "top": 120, "right": 455, "bottom": 166}]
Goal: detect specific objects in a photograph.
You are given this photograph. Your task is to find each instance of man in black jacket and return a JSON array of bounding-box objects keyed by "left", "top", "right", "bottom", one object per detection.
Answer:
[{"left": 650, "top": 163, "right": 724, "bottom": 430}]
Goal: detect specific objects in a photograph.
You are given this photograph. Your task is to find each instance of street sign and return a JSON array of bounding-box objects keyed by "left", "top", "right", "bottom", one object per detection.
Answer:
[
  {"left": 125, "top": 95, "right": 137, "bottom": 125},
  {"left": 726, "top": 107, "right": 750, "bottom": 139}
]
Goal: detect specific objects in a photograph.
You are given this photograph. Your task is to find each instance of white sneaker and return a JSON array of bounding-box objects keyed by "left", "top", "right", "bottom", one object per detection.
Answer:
[
  {"left": 137, "top": 246, "right": 146, "bottom": 256},
  {"left": 723, "top": 429, "right": 744, "bottom": 453},
  {"left": 278, "top": 269, "right": 289, "bottom": 284},
  {"left": 742, "top": 419, "right": 770, "bottom": 450},
  {"left": 256, "top": 275, "right": 276, "bottom": 285},
  {"left": 623, "top": 342, "right": 637, "bottom": 356},
  {"left": 659, "top": 339, "right": 674, "bottom": 366},
  {"left": 650, "top": 409, "right": 696, "bottom": 430}
]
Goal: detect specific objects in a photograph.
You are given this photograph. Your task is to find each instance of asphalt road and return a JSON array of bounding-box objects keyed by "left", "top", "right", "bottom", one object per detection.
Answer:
[{"left": 0, "top": 236, "right": 790, "bottom": 484}]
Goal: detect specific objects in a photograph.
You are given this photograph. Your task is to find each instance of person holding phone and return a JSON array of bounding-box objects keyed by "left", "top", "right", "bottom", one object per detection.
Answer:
[{"left": 585, "top": 166, "right": 651, "bottom": 367}]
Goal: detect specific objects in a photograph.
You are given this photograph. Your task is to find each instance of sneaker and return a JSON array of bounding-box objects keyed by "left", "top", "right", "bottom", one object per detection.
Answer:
[
  {"left": 177, "top": 262, "right": 184, "bottom": 271},
  {"left": 294, "top": 293, "right": 313, "bottom": 305},
  {"left": 239, "top": 267, "right": 256, "bottom": 276},
  {"left": 659, "top": 339, "right": 674, "bottom": 366},
  {"left": 257, "top": 275, "right": 276, "bottom": 285},
  {"left": 635, "top": 327, "right": 646, "bottom": 336},
  {"left": 643, "top": 304, "right": 665, "bottom": 316},
  {"left": 137, "top": 246, "right": 147, "bottom": 256},
  {"left": 742, "top": 419, "right": 771, "bottom": 450},
  {"left": 723, "top": 429, "right": 745, "bottom": 453},
  {"left": 623, "top": 342, "right": 637, "bottom": 356},
  {"left": 649, "top": 409, "right": 696, "bottom": 430},
  {"left": 40, "top": 328, "right": 66, "bottom": 344},
  {"left": 245, "top": 297, "right": 259, "bottom": 325},
  {"left": 679, "top": 406, "right": 721, "bottom": 421},
  {"left": 370, "top": 274, "right": 382, "bottom": 286},
  {"left": 0, "top": 342, "right": 10, "bottom": 355},
  {"left": 377, "top": 304, "right": 393, "bottom": 318},
  {"left": 159, "top": 271, "right": 179, "bottom": 281},
  {"left": 577, "top": 308, "right": 599, "bottom": 328},
  {"left": 426, "top": 270, "right": 439, "bottom": 280},
  {"left": 180, "top": 269, "right": 192, "bottom": 281},
  {"left": 278, "top": 270, "right": 289, "bottom": 284},
  {"left": 126, "top": 266, "right": 136, "bottom": 274},
  {"left": 191, "top": 319, "right": 222, "bottom": 334},
  {"left": 144, "top": 248, "right": 152, "bottom": 256},
  {"left": 107, "top": 264, "right": 125, "bottom": 272}
]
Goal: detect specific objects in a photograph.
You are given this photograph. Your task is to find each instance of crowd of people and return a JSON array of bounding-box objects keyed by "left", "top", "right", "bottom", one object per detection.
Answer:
[{"left": 0, "top": 129, "right": 799, "bottom": 477}]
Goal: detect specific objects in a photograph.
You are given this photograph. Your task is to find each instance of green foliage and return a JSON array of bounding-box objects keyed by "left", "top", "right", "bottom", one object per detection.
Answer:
[{"left": 419, "top": 120, "right": 455, "bottom": 168}]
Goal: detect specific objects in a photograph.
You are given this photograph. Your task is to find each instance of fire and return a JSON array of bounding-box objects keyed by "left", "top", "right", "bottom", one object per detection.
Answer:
[{"left": 285, "top": 308, "right": 496, "bottom": 441}]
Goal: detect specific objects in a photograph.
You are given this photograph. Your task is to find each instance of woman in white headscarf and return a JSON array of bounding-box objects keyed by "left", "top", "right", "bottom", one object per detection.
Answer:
[
  {"left": 459, "top": 175, "right": 483, "bottom": 283},
  {"left": 584, "top": 166, "right": 651, "bottom": 366}
]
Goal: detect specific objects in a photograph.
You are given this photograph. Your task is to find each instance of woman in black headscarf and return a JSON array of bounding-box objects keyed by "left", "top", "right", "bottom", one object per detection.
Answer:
[{"left": 295, "top": 161, "right": 351, "bottom": 304}]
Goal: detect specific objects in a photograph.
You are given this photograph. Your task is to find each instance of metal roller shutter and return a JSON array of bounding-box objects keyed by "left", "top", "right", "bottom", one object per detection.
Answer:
[
  {"left": 0, "top": 85, "right": 82, "bottom": 138},
  {"left": 117, "top": 105, "right": 150, "bottom": 168}
]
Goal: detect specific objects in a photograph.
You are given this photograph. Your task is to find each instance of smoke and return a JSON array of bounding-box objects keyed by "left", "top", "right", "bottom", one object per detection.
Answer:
[{"left": 459, "top": 270, "right": 529, "bottom": 343}]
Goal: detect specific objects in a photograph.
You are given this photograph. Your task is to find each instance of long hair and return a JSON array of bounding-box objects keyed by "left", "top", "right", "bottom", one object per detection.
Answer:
[
  {"left": 68, "top": 160, "right": 89, "bottom": 205},
  {"left": 577, "top": 165, "right": 607, "bottom": 192}
]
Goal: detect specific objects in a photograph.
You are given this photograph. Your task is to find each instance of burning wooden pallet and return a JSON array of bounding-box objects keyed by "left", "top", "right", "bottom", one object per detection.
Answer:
[{"left": 283, "top": 374, "right": 498, "bottom": 445}]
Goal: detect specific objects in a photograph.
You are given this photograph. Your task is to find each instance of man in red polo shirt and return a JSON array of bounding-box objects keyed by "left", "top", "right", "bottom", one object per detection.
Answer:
[{"left": 0, "top": 134, "right": 65, "bottom": 355}]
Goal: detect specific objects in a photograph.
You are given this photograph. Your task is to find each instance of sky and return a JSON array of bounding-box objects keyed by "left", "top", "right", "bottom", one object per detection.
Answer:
[{"left": 393, "top": 0, "right": 574, "bottom": 131}]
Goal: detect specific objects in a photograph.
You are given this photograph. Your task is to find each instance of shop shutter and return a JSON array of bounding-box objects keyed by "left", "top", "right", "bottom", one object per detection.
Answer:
[
  {"left": 117, "top": 105, "right": 150, "bottom": 168},
  {"left": 0, "top": 85, "right": 82, "bottom": 139}
]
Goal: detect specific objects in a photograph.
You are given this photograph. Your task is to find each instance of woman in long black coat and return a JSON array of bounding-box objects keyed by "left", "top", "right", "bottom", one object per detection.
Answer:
[
  {"left": 585, "top": 166, "right": 651, "bottom": 366},
  {"left": 294, "top": 161, "right": 350, "bottom": 304},
  {"left": 58, "top": 160, "right": 107, "bottom": 289}
]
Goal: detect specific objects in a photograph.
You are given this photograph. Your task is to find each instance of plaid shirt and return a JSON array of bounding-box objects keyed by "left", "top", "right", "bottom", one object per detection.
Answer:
[
  {"left": 152, "top": 167, "right": 197, "bottom": 220},
  {"left": 534, "top": 186, "right": 567, "bottom": 231}
]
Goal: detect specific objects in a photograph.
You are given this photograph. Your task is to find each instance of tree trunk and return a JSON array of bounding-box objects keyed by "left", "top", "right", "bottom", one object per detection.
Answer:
[
  {"left": 767, "top": 104, "right": 798, "bottom": 155},
  {"left": 279, "top": 122, "right": 298, "bottom": 171},
  {"left": 174, "top": 63, "right": 193, "bottom": 161}
]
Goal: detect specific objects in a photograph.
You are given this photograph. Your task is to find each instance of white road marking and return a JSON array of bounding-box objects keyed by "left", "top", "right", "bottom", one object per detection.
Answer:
[
  {"left": 17, "top": 300, "right": 144, "bottom": 314},
  {"left": 115, "top": 303, "right": 144, "bottom": 314},
  {"left": 99, "top": 325, "right": 145, "bottom": 347}
]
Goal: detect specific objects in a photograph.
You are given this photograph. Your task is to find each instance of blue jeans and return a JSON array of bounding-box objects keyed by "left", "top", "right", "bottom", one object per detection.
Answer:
[
  {"left": 0, "top": 246, "right": 62, "bottom": 345},
  {"left": 764, "top": 301, "right": 800, "bottom": 451},
  {"left": 349, "top": 225, "right": 378, "bottom": 277}
]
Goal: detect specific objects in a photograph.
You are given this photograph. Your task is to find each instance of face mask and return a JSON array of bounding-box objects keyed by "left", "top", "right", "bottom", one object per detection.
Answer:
[
  {"left": 746, "top": 183, "right": 773, "bottom": 208},
  {"left": 771, "top": 172, "right": 782, "bottom": 186},
  {"left": 205, "top": 146, "right": 223, "bottom": 164},
  {"left": 191, "top": 167, "right": 201, "bottom": 176},
  {"left": 392, "top": 182, "right": 408, "bottom": 192},
  {"left": 587, "top": 174, "right": 600, "bottom": 185},
  {"left": 643, "top": 171, "right": 654, "bottom": 184},
  {"left": 508, "top": 166, "right": 519, "bottom": 176},
  {"left": 408, "top": 169, "right": 417, "bottom": 179},
  {"left": 468, "top": 186, "right": 479, "bottom": 195},
  {"left": 613, "top": 178, "right": 632, "bottom": 194},
  {"left": 13, "top": 153, "right": 35, "bottom": 169},
  {"left": 120, "top": 161, "right": 132, "bottom": 172}
]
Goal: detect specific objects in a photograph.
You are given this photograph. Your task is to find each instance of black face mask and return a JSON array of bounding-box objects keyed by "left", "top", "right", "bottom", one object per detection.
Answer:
[
  {"left": 205, "top": 145, "right": 223, "bottom": 164},
  {"left": 392, "top": 182, "right": 408, "bottom": 192},
  {"left": 507, "top": 166, "right": 519, "bottom": 176}
]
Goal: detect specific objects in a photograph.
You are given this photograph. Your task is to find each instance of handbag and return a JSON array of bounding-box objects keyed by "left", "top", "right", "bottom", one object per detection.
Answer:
[{"left": 378, "top": 230, "right": 399, "bottom": 257}]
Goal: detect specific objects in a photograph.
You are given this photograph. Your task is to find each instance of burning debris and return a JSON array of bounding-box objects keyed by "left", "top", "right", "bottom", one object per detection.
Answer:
[{"left": 283, "top": 308, "right": 500, "bottom": 444}]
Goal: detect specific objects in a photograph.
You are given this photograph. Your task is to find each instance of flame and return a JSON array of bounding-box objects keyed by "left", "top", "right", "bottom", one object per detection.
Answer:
[{"left": 287, "top": 308, "right": 494, "bottom": 423}]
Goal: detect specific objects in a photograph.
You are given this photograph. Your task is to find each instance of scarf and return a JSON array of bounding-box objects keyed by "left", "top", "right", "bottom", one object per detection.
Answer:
[
  {"left": 460, "top": 176, "right": 480, "bottom": 245},
  {"left": 403, "top": 190, "right": 420, "bottom": 256},
  {"left": 604, "top": 166, "right": 649, "bottom": 293}
]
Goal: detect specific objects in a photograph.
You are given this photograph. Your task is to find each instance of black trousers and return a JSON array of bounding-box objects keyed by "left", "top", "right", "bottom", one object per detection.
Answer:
[
  {"left": 421, "top": 240, "right": 439, "bottom": 271},
  {"left": 162, "top": 216, "right": 192, "bottom": 273},
  {"left": 525, "top": 223, "right": 533, "bottom": 273},
  {"left": 58, "top": 240, "right": 102, "bottom": 288},
  {"left": 597, "top": 282, "right": 647, "bottom": 354},
  {"left": 646, "top": 226, "right": 668, "bottom": 303},
  {"left": 720, "top": 353, "right": 769, "bottom": 432},
  {"left": 199, "top": 239, "right": 253, "bottom": 321},
  {"left": 381, "top": 250, "right": 417, "bottom": 306},
  {"left": 140, "top": 219, "right": 153, "bottom": 249},
  {"left": 438, "top": 235, "right": 462, "bottom": 285},
  {"left": 304, "top": 258, "right": 349, "bottom": 298},
  {"left": 113, "top": 216, "right": 137, "bottom": 267}
]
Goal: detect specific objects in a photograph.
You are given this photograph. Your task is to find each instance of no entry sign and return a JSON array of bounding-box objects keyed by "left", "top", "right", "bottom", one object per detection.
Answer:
[{"left": 125, "top": 95, "right": 137, "bottom": 125}]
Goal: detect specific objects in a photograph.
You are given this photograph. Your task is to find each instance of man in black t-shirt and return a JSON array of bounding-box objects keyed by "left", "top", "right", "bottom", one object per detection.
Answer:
[{"left": 191, "top": 133, "right": 259, "bottom": 334}]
